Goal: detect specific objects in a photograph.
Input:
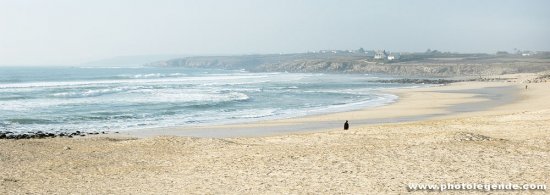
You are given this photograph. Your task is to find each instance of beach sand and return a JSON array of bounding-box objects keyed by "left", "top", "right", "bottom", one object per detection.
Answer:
[{"left": 1, "top": 73, "right": 549, "bottom": 194}]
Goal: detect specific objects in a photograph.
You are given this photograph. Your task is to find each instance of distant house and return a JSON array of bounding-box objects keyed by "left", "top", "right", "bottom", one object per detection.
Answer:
[
  {"left": 521, "top": 52, "right": 536, "bottom": 56},
  {"left": 518, "top": 50, "right": 537, "bottom": 57},
  {"left": 374, "top": 50, "right": 387, "bottom": 59},
  {"left": 387, "top": 53, "right": 401, "bottom": 60}
]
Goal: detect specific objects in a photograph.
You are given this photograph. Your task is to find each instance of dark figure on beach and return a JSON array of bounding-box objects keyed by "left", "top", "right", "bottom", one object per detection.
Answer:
[
  {"left": 526, "top": 85, "right": 528, "bottom": 90},
  {"left": 344, "top": 120, "right": 349, "bottom": 130}
]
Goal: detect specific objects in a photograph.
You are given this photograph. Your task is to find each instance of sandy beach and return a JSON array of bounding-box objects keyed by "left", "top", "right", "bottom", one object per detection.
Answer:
[{"left": 1, "top": 73, "right": 549, "bottom": 194}]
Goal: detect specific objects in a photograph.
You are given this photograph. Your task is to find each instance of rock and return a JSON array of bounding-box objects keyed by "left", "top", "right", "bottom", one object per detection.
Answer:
[
  {"left": 0, "top": 133, "right": 6, "bottom": 139},
  {"left": 68, "top": 135, "right": 73, "bottom": 138},
  {"left": 63, "top": 146, "right": 71, "bottom": 150},
  {"left": 36, "top": 133, "right": 46, "bottom": 139}
]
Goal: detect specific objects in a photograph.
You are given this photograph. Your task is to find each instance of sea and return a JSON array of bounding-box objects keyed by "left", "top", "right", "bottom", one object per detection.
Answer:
[{"left": 0, "top": 66, "right": 421, "bottom": 134}]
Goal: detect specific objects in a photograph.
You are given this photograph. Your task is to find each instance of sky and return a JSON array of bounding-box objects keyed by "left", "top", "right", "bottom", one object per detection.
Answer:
[{"left": 0, "top": 0, "right": 549, "bottom": 66}]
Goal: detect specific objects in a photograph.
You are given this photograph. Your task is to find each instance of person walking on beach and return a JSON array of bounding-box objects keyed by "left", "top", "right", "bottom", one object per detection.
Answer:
[{"left": 344, "top": 120, "right": 349, "bottom": 130}]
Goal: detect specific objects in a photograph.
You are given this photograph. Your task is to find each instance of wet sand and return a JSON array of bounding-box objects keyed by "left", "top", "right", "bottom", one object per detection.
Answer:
[{"left": 1, "top": 73, "right": 549, "bottom": 194}]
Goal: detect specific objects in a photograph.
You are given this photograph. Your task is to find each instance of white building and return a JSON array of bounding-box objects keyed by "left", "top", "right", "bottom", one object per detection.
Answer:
[
  {"left": 387, "top": 53, "right": 401, "bottom": 60},
  {"left": 374, "top": 50, "right": 386, "bottom": 59}
]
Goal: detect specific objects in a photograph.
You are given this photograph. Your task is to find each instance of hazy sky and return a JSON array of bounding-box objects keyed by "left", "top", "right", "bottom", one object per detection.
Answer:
[{"left": 1, "top": 0, "right": 549, "bottom": 65}]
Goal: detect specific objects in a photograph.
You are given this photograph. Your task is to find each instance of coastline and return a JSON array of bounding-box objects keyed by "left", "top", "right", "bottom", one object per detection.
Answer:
[
  {"left": 1, "top": 73, "right": 549, "bottom": 194},
  {"left": 124, "top": 81, "right": 519, "bottom": 138}
]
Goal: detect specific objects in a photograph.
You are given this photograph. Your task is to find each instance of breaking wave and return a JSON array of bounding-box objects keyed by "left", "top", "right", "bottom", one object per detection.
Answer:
[{"left": 0, "top": 67, "right": 418, "bottom": 134}]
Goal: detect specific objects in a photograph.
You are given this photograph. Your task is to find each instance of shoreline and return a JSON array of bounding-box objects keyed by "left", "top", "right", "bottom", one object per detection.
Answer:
[
  {"left": 124, "top": 81, "right": 519, "bottom": 138},
  {"left": 2, "top": 73, "right": 549, "bottom": 194}
]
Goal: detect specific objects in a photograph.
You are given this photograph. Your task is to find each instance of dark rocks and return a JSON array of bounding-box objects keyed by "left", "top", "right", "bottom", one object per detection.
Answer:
[
  {"left": 0, "top": 130, "right": 112, "bottom": 140},
  {"left": 370, "top": 78, "right": 464, "bottom": 84},
  {"left": 36, "top": 133, "right": 46, "bottom": 139},
  {"left": 18, "top": 134, "right": 29, "bottom": 139}
]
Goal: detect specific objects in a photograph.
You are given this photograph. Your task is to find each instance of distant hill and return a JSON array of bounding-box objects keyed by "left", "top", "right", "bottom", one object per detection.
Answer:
[{"left": 145, "top": 52, "right": 550, "bottom": 77}]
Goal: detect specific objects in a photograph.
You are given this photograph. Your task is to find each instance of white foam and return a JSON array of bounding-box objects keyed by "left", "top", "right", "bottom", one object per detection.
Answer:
[
  {"left": 79, "top": 66, "right": 146, "bottom": 69},
  {"left": 147, "top": 91, "right": 247, "bottom": 103},
  {"left": 0, "top": 75, "right": 269, "bottom": 89},
  {"left": 232, "top": 108, "right": 277, "bottom": 119},
  {"left": 116, "top": 73, "right": 188, "bottom": 79},
  {"left": 282, "top": 93, "right": 398, "bottom": 118},
  {"left": 50, "top": 87, "right": 134, "bottom": 98}
]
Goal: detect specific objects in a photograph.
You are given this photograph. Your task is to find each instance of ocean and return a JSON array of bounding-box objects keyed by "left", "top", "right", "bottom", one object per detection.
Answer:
[{"left": 0, "top": 66, "right": 420, "bottom": 134}]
